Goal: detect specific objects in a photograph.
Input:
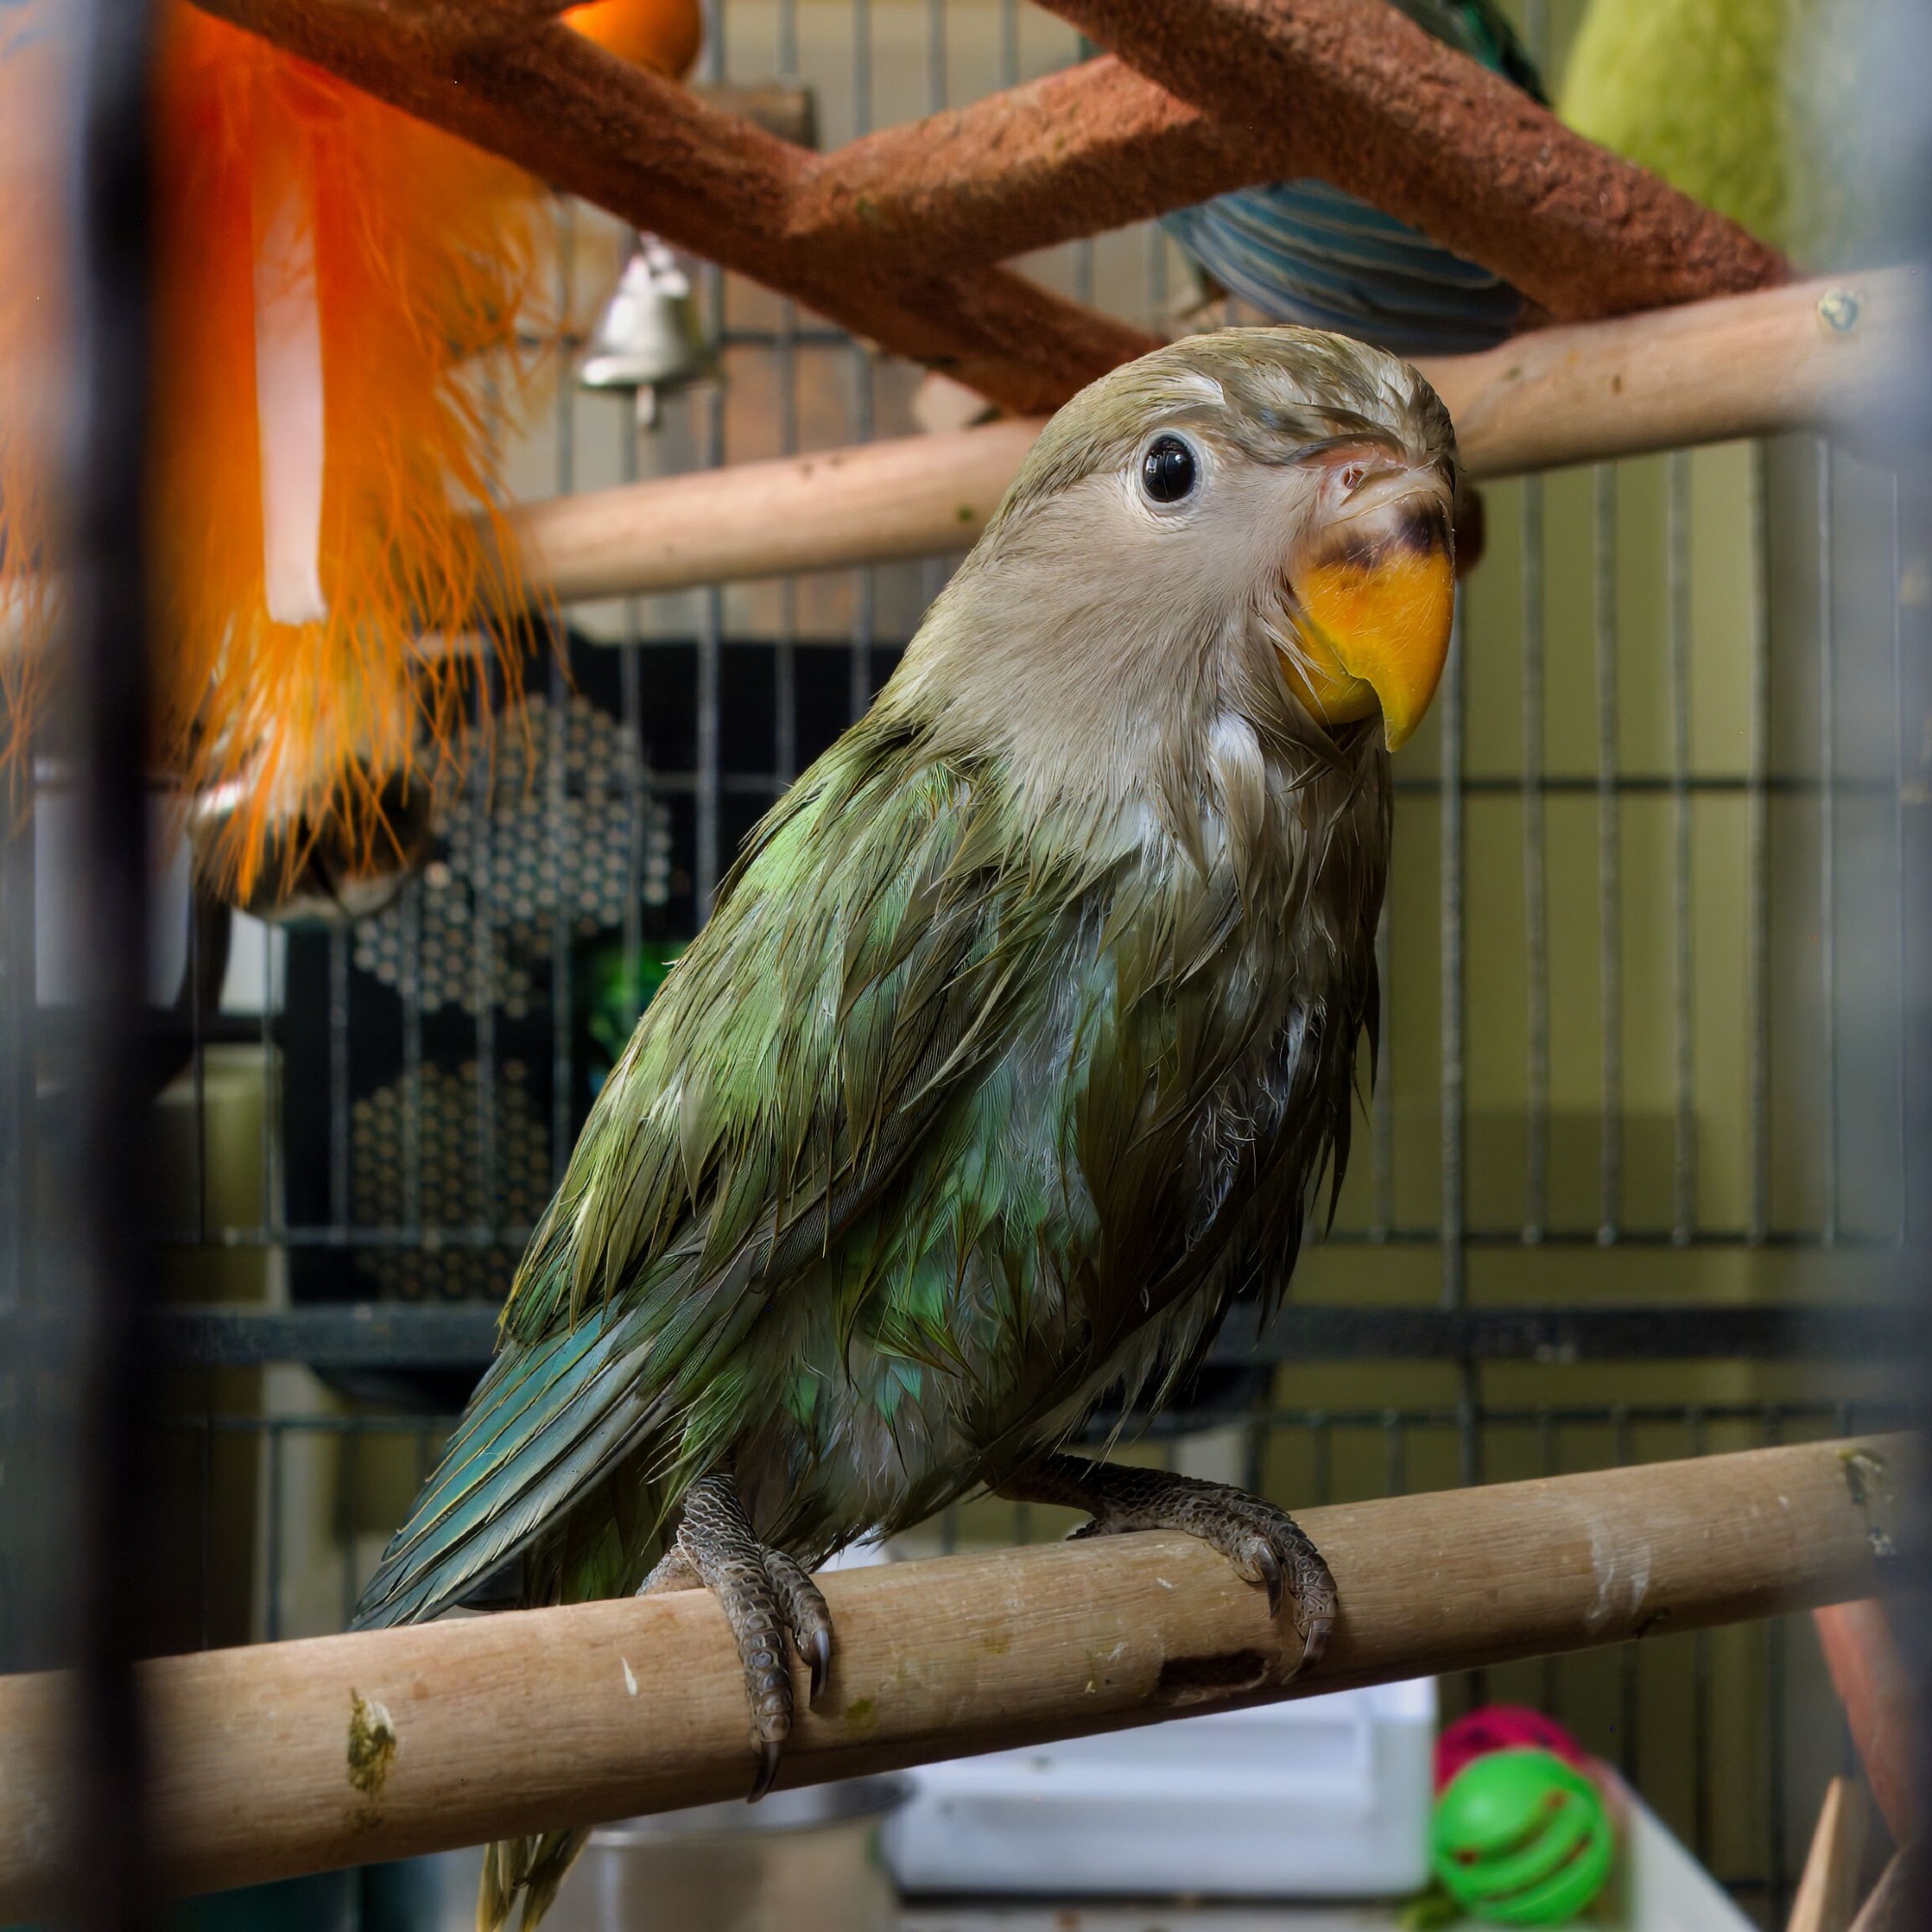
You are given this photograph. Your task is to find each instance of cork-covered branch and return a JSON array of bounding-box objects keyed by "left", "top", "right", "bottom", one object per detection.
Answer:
[
  {"left": 1034, "top": 0, "right": 1788, "bottom": 320},
  {"left": 187, "top": 0, "right": 1157, "bottom": 412},
  {"left": 785, "top": 56, "right": 1266, "bottom": 277},
  {"left": 191, "top": 0, "right": 1789, "bottom": 414}
]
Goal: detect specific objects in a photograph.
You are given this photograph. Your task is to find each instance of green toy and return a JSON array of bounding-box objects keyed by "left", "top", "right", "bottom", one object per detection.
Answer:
[{"left": 1429, "top": 1747, "right": 1615, "bottom": 1926}]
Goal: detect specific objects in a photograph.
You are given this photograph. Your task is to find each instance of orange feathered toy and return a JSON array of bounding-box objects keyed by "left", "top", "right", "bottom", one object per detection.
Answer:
[
  {"left": 1, "top": 0, "right": 701, "bottom": 910},
  {"left": 153, "top": 2, "right": 550, "bottom": 906}
]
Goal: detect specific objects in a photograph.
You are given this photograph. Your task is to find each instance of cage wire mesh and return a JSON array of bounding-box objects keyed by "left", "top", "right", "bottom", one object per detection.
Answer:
[{"left": 0, "top": 1, "right": 1919, "bottom": 1927}]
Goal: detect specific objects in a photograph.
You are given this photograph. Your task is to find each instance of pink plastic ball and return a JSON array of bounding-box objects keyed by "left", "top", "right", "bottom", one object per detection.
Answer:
[{"left": 1435, "top": 1705, "right": 1590, "bottom": 1793}]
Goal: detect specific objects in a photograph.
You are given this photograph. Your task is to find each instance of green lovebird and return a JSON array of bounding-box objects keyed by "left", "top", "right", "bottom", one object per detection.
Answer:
[{"left": 354, "top": 327, "right": 1459, "bottom": 1930}]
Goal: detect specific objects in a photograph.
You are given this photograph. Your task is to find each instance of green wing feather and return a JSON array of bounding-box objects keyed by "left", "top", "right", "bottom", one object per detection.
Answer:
[
  {"left": 355, "top": 687, "right": 1382, "bottom": 1632},
  {"left": 352, "top": 713, "right": 1093, "bottom": 1627}
]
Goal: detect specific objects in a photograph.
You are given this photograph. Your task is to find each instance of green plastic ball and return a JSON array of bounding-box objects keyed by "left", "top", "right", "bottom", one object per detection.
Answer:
[{"left": 1429, "top": 1747, "right": 1615, "bottom": 1925}]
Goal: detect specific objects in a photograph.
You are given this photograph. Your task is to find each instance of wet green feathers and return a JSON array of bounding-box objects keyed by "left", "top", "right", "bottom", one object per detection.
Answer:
[
  {"left": 354, "top": 701, "right": 1378, "bottom": 1629},
  {"left": 353, "top": 328, "right": 1441, "bottom": 1639}
]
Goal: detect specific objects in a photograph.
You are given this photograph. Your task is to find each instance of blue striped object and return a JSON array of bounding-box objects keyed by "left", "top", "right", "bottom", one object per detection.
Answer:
[{"left": 1162, "top": 0, "right": 1545, "bottom": 358}]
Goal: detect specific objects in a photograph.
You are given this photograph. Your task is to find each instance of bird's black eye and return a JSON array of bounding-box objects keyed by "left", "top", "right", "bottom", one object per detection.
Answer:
[{"left": 1141, "top": 434, "right": 1197, "bottom": 504}]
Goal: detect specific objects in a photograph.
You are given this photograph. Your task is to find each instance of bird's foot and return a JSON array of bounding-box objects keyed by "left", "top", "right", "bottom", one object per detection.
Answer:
[
  {"left": 998, "top": 1452, "right": 1334, "bottom": 1677},
  {"left": 639, "top": 1472, "right": 833, "bottom": 1800}
]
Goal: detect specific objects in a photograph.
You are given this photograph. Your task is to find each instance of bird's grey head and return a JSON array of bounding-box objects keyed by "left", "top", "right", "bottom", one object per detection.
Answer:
[{"left": 895, "top": 328, "right": 1461, "bottom": 806}]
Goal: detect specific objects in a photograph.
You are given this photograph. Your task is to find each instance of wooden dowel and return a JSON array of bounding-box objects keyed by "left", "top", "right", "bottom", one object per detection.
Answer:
[
  {"left": 0, "top": 1434, "right": 1908, "bottom": 1914},
  {"left": 514, "top": 418, "right": 1045, "bottom": 606},
  {"left": 513, "top": 270, "right": 1916, "bottom": 608},
  {"left": 1848, "top": 1846, "right": 1926, "bottom": 1932},
  {"left": 1788, "top": 1776, "right": 1874, "bottom": 1932},
  {"left": 1419, "top": 272, "right": 1907, "bottom": 476},
  {"left": 1813, "top": 1599, "right": 1918, "bottom": 1845}
]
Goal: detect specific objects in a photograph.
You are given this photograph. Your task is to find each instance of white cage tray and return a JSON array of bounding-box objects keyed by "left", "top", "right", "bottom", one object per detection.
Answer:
[{"left": 884, "top": 1679, "right": 1437, "bottom": 1900}]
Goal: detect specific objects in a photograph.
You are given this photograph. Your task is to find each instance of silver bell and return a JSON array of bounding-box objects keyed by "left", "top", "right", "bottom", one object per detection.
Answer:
[{"left": 579, "top": 235, "right": 714, "bottom": 429}]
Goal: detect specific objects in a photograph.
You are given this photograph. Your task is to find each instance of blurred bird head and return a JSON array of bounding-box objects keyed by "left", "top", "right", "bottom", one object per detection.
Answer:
[{"left": 902, "top": 328, "right": 1459, "bottom": 801}]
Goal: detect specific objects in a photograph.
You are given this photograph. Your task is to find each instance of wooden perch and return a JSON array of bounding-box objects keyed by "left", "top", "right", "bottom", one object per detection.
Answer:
[
  {"left": 1037, "top": 0, "right": 1786, "bottom": 321},
  {"left": 0, "top": 1434, "right": 1908, "bottom": 1913},
  {"left": 1813, "top": 1599, "right": 1918, "bottom": 1846},
  {"left": 512, "top": 417, "right": 1045, "bottom": 606},
  {"left": 514, "top": 270, "right": 1915, "bottom": 607},
  {"left": 1788, "top": 1777, "right": 1874, "bottom": 1932}
]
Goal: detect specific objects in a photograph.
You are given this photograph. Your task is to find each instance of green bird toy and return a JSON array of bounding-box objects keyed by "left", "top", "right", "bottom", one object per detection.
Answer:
[{"left": 354, "top": 328, "right": 1460, "bottom": 1930}]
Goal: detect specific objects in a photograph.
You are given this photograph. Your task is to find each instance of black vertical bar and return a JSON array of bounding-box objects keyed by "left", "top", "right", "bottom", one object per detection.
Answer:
[
  {"left": 1441, "top": 596, "right": 1478, "bottom": 1506},
  {"left": 338, "top": 1419, "right": 359, "bottom": 1632},
  {"left": 260, "top": 925, "right": 278, "bottom": 1243},
  {"left": 1762, "top": 1406, "right": 1787, "bottom": 1925},
  {"left": 1891, "top": 479, "right": 1909, "bottom": 1243},
  {"left": 847, "top": 0, "right": 875, "bottom": 727},
  {"left": 1688, "top": 1406, "right": 1711, "bottom": 1865},
  {"left": 771, "top": 0, "right": 800, "bottom": 798},
  {"left": 266, "top": 1421, "right": 285, "bottom": 1645},
  {"left": 0, "top": 788, "right": 34, "bottom": 1321},
  {"left": 400, "top": 882, "right": 422, "bottom": 1237},
  {"left": 692, "top": 0, "right": 724, "bottom": 918},
  {"left": 1668, "top": 453, "right": 1696, "bottom": 1244},
  {"left": 1747, "top": 447, "right": 1772, "bottom": 1242},
  {"left": 551, "top": 199, "right": 576, "bottom": 1177},
  {"left": 1594, "top": 465, "right": 1622, "bottom": 1243},
  {"left": 1521, "top": 476, "right": 1548, "bottom": 1242},
  {"left": 1441, "top": 605, "right": 1465, "bottom": 1308},
  {"left": 619, "top": 401, "right": 646, "bottom": 1024},
  {"left": 470, "top": 671, "right": 498, "bottom": 1241},
  {"left": 67, "top": 0, "right": 159, "bottom": 1919},
  {"left": 772, "top": 294, "right": 799, "bottom": 788},
  {"left": 328, "top": 924, "right": 350, "bottom": 1235},
  {"left": 696, "top": 352, "right": 724, "bottom": 913},
  {"left": 1371, "top": 898, "right": 1393, "bottom": 1240},
  {"left": 188, "top": 887, "right": 207, "bottom": 1245},
  {"left": 1817, "top": 440, "right": 1838, "bottom": 1245},
  {"left": 197, "top": 1412, "right": 213, "bottom": 1654}
]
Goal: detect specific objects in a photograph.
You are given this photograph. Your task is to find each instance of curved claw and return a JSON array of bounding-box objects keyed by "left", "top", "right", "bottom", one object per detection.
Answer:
[
  {"left": 749, "top": 1737, "right": 783, "bottom": 1804},
  {"left": 1253, "top": 1541, "right": 1284, "bottom": 1619},
  {"left": 806, "top": 1625, "right": 832, "bottom": 1705},
  {"left": 1295, "top": 1611, "right": 1334, "bottom": 1679},
  {"left": 1281, "top": 1610, "right": 1334, "bottom": 1686}
]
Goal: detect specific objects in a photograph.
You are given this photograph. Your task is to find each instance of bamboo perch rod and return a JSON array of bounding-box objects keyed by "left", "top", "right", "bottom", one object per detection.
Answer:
[
  {"left": 0, "top": 1435, "right": 1909, "bottom": 1914},
  {"left": 513, "top": 270, "right": 1915, "bottom": 608},
  {"left": 513, "top": 417, "right": 1046, "bottom": 607}
]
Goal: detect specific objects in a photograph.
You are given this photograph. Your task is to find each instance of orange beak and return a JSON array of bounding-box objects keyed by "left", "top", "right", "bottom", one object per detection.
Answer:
[{"left": 1278, "top": 496, "right": 1456, "bottom": 752}]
